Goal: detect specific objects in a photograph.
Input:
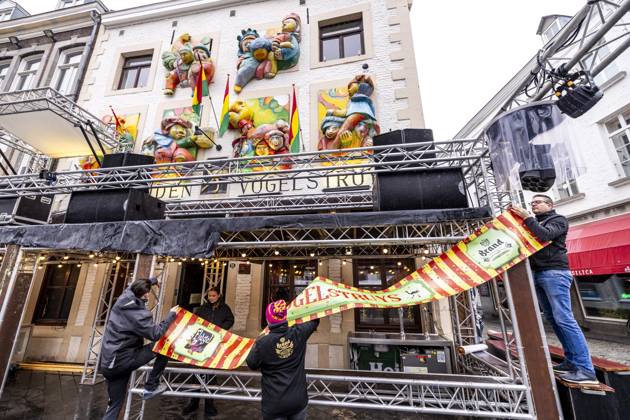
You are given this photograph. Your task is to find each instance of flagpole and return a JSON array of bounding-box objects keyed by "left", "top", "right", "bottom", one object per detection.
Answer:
[{"left": 206, "top": 72, "right": 221, "bottom": 130}]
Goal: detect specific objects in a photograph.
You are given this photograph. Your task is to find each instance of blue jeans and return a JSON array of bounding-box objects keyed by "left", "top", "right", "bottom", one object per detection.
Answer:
[{"left": 534, "top": 270, "right": 595, "bottom": 375}]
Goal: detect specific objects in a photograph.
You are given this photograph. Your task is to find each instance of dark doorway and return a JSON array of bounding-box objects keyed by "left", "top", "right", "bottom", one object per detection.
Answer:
[{"left": 177, "top": 262, "right": 205, "bottom": 312}]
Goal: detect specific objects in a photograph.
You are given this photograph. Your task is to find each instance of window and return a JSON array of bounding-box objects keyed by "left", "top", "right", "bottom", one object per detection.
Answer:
[
  {"left": 59, "top": 0, "right": 85, "bottom": 8},
  {"left": 262, "top": 260, "right": 317, "bottom": 328},
  {"left": 54, "top": 48, "right": 83, "bottom": 95},
  {"left": 581, "top": 40, "right": 619, "bottom": 85},
  {"left": 605, "top": 109, "right": 630, "bottom": 177},
  {"left": 319, "top": 17, "right": 365, "bottom": 62},
  {"left": 13, "top": 55, "right": 42, "bottom": 91},
  {"left": 575, "top": 274, "right": 630, "bottom": 320},
  {"left": 555, "top": 174, "right": 580, "bottom": 200},
  {"left": 353, "top": 259, "right": 422, "bottom": 331},
  {"left": 0, "top": 61, "right": 10, "bottom": 88},
  {"left": 542, "top": 17, "right": 571, "bottom": 44},
  {"left": 117, "top": 55, "right": 152, "bottom": 90},
  {"left": 33, "top": 262, "right": 81, "bottom": 325},
  {"left": 0, "top": 9, "right": 12, "bottom": 21}
]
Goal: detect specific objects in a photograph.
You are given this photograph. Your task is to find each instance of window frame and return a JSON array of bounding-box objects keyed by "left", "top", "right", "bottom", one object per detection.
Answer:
[
  {"left": 352, "top": 258, "right": 422, "bottom": 332},
  {"left": 0, "top": 60, "right": 11, "bottom": 90},
  {"left": 52, "top": 46, "right": 84, "bottom": 95},
  {"left": 12, "top": 54, "right": 43, "bottom": 91},
  {"left": 605, "top": 110, "right": 630, "bottom": 178},
  {"left": 117, "top": 54, "right": 153, "bottom": 91},
  {"left": 319, "top": 17, "right": 365, "bottom": 62},
  {"left": 32, "top": 261, "right": 81, "bottom": 326}
]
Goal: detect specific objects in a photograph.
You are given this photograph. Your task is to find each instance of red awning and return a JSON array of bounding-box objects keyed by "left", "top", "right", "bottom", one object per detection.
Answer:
[{"left": 566, "top": 212, "right": 630, "bottom": 276}]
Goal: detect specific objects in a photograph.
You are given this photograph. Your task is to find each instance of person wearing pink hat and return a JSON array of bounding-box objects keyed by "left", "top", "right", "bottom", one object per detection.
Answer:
[{"left": 246, "top": 300, "right": 319, "bottom": 420}]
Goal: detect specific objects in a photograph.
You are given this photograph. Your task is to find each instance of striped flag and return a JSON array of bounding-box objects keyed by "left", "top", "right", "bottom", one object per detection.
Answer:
[
  {"left": 192, "top": 62, "right": 208, "bottom": 117},
  {"left": 154, "top": 209, "right": 549, "bottom": 369},
  {"left": 288, "top": 85, "right": 300, "bottom": 153},
  {"left": 218, "top": 75, "right": 230, "bottom": 137}
]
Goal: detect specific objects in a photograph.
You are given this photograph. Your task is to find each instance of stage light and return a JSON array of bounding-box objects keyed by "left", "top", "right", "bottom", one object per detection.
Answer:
[{"left": 554, "top": 68, "right": 603, "bottom": 118}]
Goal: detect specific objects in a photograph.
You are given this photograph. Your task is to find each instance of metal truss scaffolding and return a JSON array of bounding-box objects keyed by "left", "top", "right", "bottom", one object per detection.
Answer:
[{"left": 125, "top": 367, "right": 532, "bottom": 420}]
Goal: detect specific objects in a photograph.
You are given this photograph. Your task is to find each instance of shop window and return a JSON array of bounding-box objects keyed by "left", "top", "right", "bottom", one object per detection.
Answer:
[
  {"left": 53, "top": 47, "right": 83, "bottom": 95},
  {"left": 576, "top": 274, "right": 630, "bottom": 320},
  {"left": 262, "top": 260, "right": 317, "bottom": 328},
  {"left": 353, "top": 259, "right": 421, "bottom": 332},
  {"left": 319, "top": 16, "right": 365, "bottom": 62},
  {"left": 605, "top": 109, "right": 630, "bottom": 178},
  {"left": 13, "top": 55, "right": 42, "bottom": 91},
  {"left": 33, "top": 261, "right": 80, "bottom": 325},
  {"left": 117, "top": 54, "right": 152, "bottom": 90}
]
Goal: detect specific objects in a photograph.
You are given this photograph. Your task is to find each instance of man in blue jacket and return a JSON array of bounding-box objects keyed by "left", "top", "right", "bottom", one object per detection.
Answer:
[
  {"left": 512, "top": 195, "right": 597, "bottom": 385},
  {"left": 246, "top": 300, "right": 319, "bottom": 420},
  {"left": 100, "top": 277, "right": 178, "bottom": 420}
]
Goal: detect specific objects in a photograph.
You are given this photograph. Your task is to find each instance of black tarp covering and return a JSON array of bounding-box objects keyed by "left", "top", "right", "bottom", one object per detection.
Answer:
[{"left": 0, "top": 207, "right": 492, "bottom": 257}]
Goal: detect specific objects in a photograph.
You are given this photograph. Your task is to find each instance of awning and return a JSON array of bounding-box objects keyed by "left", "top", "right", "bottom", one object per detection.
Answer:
[{"left": 567, "top": 212, "right": 630, "bottom": 276}]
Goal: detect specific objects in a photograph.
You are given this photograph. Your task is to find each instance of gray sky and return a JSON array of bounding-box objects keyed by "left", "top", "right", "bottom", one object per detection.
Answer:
[{"left": 17, "top": 0, "right": 586, "bottom": 139}]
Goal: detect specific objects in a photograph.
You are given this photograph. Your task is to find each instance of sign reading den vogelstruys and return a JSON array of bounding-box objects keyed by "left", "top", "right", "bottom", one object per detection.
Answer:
[{"left": 154, "top": 209, "right": 547, "bottom": 369}]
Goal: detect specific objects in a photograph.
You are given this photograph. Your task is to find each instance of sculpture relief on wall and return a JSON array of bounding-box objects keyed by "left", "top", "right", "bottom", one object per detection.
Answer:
[
  {"left": 162, "top": 33, "right": 216, "bottom": 95},
  {"left": 234, "top": 13, "right": 301, "bottom": 93},
  {"left": 142, "top": 106, "right": 216, "bottom": 163},
  {"left": 317, "top": 75, "right": 380, "bottom": 152},
  {"left": 226, "top": 96, "right": 291, "bottom": 170}
]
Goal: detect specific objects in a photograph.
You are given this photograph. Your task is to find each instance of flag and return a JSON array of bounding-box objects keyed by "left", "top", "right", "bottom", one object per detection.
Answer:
[
  {"left": 192, "top": 62, "right": 208, "bottom": 117},
  {"left": 155, "top": 209, "right": 549, "bottom": 369},
  {"left": 289, "top": 85, "right": 301, "bottom": 153},
  {"left": 109, "top": 106, "right": 123, "bottom": 135},
  {"left": 218, "top": 75, "right": 230, "bottom": 137}
]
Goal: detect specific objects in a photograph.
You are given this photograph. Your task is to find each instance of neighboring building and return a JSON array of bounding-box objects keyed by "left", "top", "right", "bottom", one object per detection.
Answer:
[
  {"left": 12, "top": 0, "right": 431, "bottom": 368},
  {"left": 459, "top": 10, "right": 630, "bottom": 340}
]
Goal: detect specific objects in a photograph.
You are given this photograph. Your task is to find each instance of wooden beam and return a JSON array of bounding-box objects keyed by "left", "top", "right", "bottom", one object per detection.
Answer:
[{"left": 505, "top": 260, "right": 562, "bottom": 419}]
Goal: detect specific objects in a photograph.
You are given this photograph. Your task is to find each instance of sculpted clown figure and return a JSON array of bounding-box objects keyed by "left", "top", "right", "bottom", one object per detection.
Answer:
[
  {"left": 272, "top": 13, "right": 301, "bottom": 71},
  {"left": 142, "top": 117, "right": 214, "bottom": 163},
  {"left": 162, "top": 33, "right": 215, "bottom": 95}
]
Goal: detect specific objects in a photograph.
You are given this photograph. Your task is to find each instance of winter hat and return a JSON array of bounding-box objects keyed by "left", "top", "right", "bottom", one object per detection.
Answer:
[{"left": 265, "top": 300, "right": 287, "bottom": 325}]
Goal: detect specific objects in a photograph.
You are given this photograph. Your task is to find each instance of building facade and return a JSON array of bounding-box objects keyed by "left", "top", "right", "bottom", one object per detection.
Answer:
[{"left": 10, "top": 0, "right": 436, "bottom": 369}]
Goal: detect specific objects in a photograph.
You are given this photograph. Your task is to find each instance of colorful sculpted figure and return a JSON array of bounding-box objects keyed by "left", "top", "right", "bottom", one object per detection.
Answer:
[
  {"left": 162, "top": 33, "right": 215, "bottom": 95},
  {"left": 234, "top": 13, "right": 302, "bottom": 92},
  {"left": 319, "top": 75, "right": 380, "bottom": 150},
  {"left": 142, "top": 117, "right": 215, "bottom": 163}
]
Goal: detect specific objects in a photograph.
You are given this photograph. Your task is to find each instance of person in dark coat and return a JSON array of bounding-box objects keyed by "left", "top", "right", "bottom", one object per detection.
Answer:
[
  {"left": 246, "top": 300, "right": 319, "bottom": 420},
  {"left": 182, "top": 287, "right": 234, "bottom": 417},
  {"left": 512, "top": 195, "right": 597, "bottom": 385},
  {"left": 100, "top": 277, "right": 179, "bottom": 420}
]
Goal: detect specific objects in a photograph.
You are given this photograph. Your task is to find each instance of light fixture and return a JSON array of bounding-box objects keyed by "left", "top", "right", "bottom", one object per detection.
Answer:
[
  {"left": 318, "top": 261, "right": 323, "bottom": 266},
  {"left": 77, "top": 264, "right": 82, "bottom": 267},
  {"left": 342, "top": 261, "right": 347, "bottom": 265},
  {"left": 421, "top": 256, "right": 426, "bottom": 260},
  {"left": 169, "top": 258, "right": 174, "bottom": 262},
  {"left": 269, "top": 263, "right": 273, "bottom": 267},
  {"left": 39, "top": 256, "right": 46, "bottom": 261},
  {"left": 241, "top": 253, "right": 246, "bottom": 258},
  {"left": 293, "top": 265, "right": 297, "bottom": 268},
  {"left": 369, "top": 265, "right": 374, "bottom": 270},
  {"left": 345, "top": 248, "right": 352, "bottom": 256},
  {"left": 38, "top": 265, "right": 43, "bottom": 270},
  {"left": 423, "top": 249, "right": 429, "bottom": 255},
  {"left": 57, "top": 264, "right": 62, "bottom": 268},
  {"left": 182, "top": 257, "right": 187, "bottom": 261},
  {"left": 309, "top": 252, "right": 315, "bottom": 257},
  {"left": 94, "top": 263, "right": 98, "bottom": 267},
  {"left": 115, "top": 255, "right": 121, "bottom": 261},
  {"left": 274, "top": 250, "right": 280, "bottom": 256},
  {"left": 382, "top": 248, "right": 389, "bottom": 254},
  {"left": 178, "top": 261, "right": 182, "bottom": 266},
  {"left": 63, "top": 255, "right": 69, "bottom": 260},
  {"left": 112, "top": 259, "right": 117, "bottom": 264},
  {"left": 397, "top": 261, "right": 402, "bottom": 266},
  {"left": 89, "top": 253, "right": 95, "bottom": 259},
  {"left": 246, "top": 261, "right": 250, "bottom": 265}
]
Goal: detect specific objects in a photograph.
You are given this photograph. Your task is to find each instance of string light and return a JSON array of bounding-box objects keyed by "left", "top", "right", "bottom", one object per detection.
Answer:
[
  {"left": 77, "top": 264, "right": 82, "bottom": 268},
  {"left": 241, "top": 253, "right": 246, "bottom": 258},
  {"left": 89, "top": 253, "right": 95, "bottom": 259},
  {"left": 274, "top": 250, "right": 280, "bottom": 256},
  {"left": 63, "top": 255, "right": 69, "bottom": 260},
  {"left": 397, "top": 261, "right": 402, "bottom": 266},
  {"left": 382, "top": 248, "right": 389, "bottom": 254},
  {"left": 342, "top": 260, "right": 347, "bottom": 265},
  {"left": 57, "top": 264, "right": 62, "bottom": 268},
  {"left": 38, "top": 265, "right": 43, "bottom": 270},
  {"left": 309, "top": 252, "right": 315, "bottom": 257},
  {"left": 115, "top": 256, "right": 121, "bottom": 261},
  {"left": 39, "top": 256, "right": 46, "bottom": 261}
]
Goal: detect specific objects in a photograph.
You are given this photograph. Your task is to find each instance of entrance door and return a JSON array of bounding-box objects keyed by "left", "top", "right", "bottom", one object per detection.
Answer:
[{"left": 177, "top": 261, "right": 227, "bottom": 312}]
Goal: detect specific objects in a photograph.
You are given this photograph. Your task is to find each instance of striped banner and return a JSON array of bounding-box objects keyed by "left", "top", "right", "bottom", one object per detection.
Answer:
[
  {"left": 154, "top": 209, "right": 546, "bottom": 368},
  {"left": 153, "top": 308, "right": 254, "bottom": 369}
]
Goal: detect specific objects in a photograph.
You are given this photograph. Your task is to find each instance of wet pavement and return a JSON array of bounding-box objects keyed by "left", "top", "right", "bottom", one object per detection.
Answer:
[{"left": 0, "top": 370, "right": 460, "bottom": 420}]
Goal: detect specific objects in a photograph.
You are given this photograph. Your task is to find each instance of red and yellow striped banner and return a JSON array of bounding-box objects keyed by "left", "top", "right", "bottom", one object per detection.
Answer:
[{"left": 154, "top": 209, "right": 547, "bottom": 368}]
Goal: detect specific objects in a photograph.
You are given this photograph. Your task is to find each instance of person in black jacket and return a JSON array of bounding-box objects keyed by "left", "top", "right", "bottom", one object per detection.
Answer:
[
  {"left": 512, "top": 195, "right": 597, "bottom": 385},
  {"left": 246, "top": 299, "right": 319, "bottom": 420},
  {"left": 100, "top": 278, "right": 178, "bottom": 420},
  {"left": 182, "top": 287, "right": 234, "bottom": 417}
]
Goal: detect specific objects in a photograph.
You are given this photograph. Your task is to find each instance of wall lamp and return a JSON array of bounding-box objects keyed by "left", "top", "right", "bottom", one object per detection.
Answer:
[
  {"left": 43, "top": 29, "right": 56, "bottom": 42},
  {"left": 8, "top": 36, "right": 21, "bottom": 48}
]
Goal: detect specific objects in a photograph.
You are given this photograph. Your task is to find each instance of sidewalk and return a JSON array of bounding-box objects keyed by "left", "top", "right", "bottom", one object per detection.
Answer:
[{"left": 0, "top": 370, "right": 459, "bottom": 420}]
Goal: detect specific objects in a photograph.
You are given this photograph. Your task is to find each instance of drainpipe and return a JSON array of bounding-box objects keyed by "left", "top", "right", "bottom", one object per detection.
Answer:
[{"left": 72, "top": 10, "right": 101, "bottom": 102}]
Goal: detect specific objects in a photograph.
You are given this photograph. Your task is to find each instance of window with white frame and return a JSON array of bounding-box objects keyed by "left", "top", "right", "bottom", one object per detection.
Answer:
[
  {"left": 58, "top": 0, "right": 85, "bottom": 9},
  {"left": 0, "top": 9, "right": 12, "bottom": 21},
  {"left": 605, "top": 109, "right": 630, "bottom": 178},
  {"left": 0, "top": 61, "right": 10, "bottom": 89},
  {"left": 542, "top": 16, "right": 571, "bottom": 44},
  {"left": 54, "top": 48, "right": 83, "bottom": 95},
  {"left": 319, "top": 15, "right": 365, "bottom": 62},
  {"left": 580, "top": 40, "right": 619, "bottom": 85},
  {"left": 13, "top": 55, "right": 42, "bottom": 91}
]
